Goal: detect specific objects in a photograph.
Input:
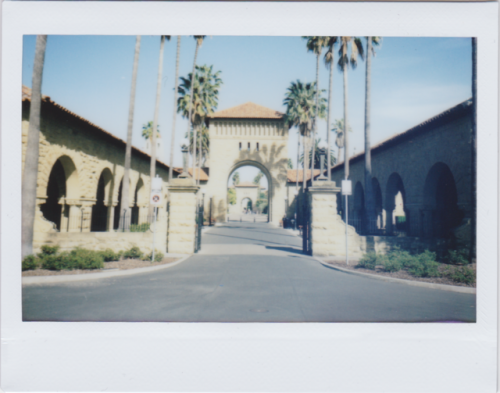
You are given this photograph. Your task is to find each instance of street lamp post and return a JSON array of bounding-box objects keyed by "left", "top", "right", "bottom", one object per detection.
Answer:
[
  {"left": 284, "top": 195, "right": 288, "bottom": 228},
  {"left": 294, "top": 189, "right": 299, "bottom": 230}
]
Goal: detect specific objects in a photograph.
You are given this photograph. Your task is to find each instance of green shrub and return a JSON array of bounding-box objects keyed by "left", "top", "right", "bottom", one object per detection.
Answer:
[
  {"left": 99, "top": 248, "right": 121, "bottom": 262},
  {"left": 141, "top": 251, "right": 164, "bottom": 262},
  {"left": 407, "top": 250, "right": 440, "bottom": 277},
  {"left": 41, "top": 252, "right": 74, "bottom": 270},
  {"left": 389, "top": 249, "right": 414, "bottom": 268},
  {"left": 69, "top": 248, "right": 104, "bottom": 269},
  {"left": 123, "top": 246, "right": 143, "bottom": 259},
  {"left": 41, "top": 249, "right": 104, "bottom": 271},
  {"left": 22, "top": 255, "right": 38, "bottom": 271},
  {"left": 446, "top": 249, "right": 469, "bottom": 265},
  {"left": 357, "top": 252, "right": 378, "bottom": 270},
  {"left": 382, "top": 254, "right": 402, "bottom": 272},
  {"left": 39, "top": 245, "right": 60, "bottom": 257},
  {"left": 130, "top": 223, "right": 150, "bottom": 233},
  {"left": 444, "top": 265, "right": 475, "bottom": 285}
]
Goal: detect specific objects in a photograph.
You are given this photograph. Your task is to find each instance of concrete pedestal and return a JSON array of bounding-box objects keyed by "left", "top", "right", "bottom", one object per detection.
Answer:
[
  {"left": 168, "top": 178, "right": 199, "bottom": 254},
  {"left": 308, "top": 181, "right": 363, "bottom": 258}
]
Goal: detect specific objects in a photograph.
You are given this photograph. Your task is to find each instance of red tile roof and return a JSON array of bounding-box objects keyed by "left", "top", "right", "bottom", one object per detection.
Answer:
[
  {"left": 235, "top": 181, "right": 258, "bottom": 188},
  {"left": 22, "top": 85, "right": 171, "bottom": 170},
  {"left": 287, "top": 169, "right": 322, "bottom": 183},
  {"left": 209, "top": 102, "right": 284, "bottom": 120}
]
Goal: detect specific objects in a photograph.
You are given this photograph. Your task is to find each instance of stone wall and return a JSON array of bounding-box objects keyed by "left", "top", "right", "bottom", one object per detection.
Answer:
[{"left": 22, "top": 96, "right": 171, "bottom": 252}]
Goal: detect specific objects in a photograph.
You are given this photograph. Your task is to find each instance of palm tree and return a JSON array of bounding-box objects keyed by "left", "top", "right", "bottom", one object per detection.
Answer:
[
  {"left": 141, "top": 121, "right": 160, "bottom": 140},
  {"left": 22, "top": 35, "right": 47, "bottom": 259},
  {"left": 232, "top": 172, "right": 240, "bottom": 185},
  {"left": 148, "top": 35, "right": 170, "bottom": 216},
  {"left": 299, "top": 138, "right": 336, "bottom": 170},
  {"left": 178, "top": 64, "right": 222, "bottom": 179},
  {"left": 338, "top": 37, "right": 364, "bottom": 180},
  {"left": 332, "top": 118, "right": 352, "bottom": 163},
  {"left": 303, "top": 36, "right": 329, "bottom": 186},
  {"left": 283, "top": 80, "right": 326, "bottom": 193},
  {"left": 324, "top": 37, "right": 339, "bottom": 180},
  {"left": 363, "top": 37, "right": 381, "bottom": 230},
  {"left": 186, "top": 35, "right": 206, "bottom": 184},
  {"left": 186, "top": 124, "right": 210, "bottom": 166},
  {"left": 169, "top": 36, "right": 181, "bottom": 183},
  {"left": 119, "top": 36, "right": 141, "bottom": 230}
]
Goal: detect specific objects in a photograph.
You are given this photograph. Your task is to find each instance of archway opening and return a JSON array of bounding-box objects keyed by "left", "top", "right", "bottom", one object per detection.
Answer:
[
  {"left": 91, "top": 168, "right": 112, "bottom": 232},
  {"left": 372, "top": 177, "right": 384, "bottom": 231},
  {"left": 227, "top": 165, "right": 270, "bottom": 222},
  {"left": 424, "top": 163, "right": 462, "bottom": 238},
  {"left": 114, "top": 179, "right": 123, "bottom": 230},
  {"left": 385, "top": 173, "right": 407, "bottom": 235},
  {"left": 40, "top": 159, "right": 67, "bottom": 230},
  {"left": 131, "top": 178, "right": 145, "bottom": 225},
  {"left": 352, "top": 182, "right": 366, "bottom": 234}
]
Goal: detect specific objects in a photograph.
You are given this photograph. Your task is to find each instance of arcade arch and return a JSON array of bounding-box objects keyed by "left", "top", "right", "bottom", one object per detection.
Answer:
[{"left": 385, "top": 172, "right": 407, "bottom": 235}]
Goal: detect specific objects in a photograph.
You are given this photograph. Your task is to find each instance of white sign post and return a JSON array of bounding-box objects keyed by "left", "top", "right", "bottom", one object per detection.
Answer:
[
  {"left": 150, "top": 176, "right": 163, "bottom": 263},
  {"left": 342, "top": 180, "right": 352, "bottom": 265}
]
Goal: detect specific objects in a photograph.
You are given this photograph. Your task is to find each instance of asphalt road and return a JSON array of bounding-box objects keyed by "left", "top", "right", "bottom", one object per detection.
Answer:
[{"left": 23, "top": 222, "right": 476, "bottom": 322}]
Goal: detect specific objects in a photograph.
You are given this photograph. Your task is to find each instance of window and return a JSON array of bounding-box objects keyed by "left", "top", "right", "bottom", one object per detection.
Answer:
[
  {"left": 239, "top": 142, "right": 242, "bottom": 151},
  {"left": 248, "top": 142, "right": 250, "bottom": 151},
  {"left": 256, "top": 142, "right": 259, "bottom": 151}
]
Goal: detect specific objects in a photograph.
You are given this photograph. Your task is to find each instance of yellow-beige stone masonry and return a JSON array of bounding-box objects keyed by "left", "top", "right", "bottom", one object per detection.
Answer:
[
  {"left": 308, "top": 182, "right": 363, "bottom": 258},
  {"left": 22, "top": 96, "right": 170, "bottom": 254},
  {"left": 206, "top": 115, "right": 289, "bottom": 225}
]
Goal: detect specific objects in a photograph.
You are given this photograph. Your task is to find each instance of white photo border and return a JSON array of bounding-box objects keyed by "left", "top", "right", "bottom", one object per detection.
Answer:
[{"left": 1, "top": 2, "right": 498, "bottom": 392}]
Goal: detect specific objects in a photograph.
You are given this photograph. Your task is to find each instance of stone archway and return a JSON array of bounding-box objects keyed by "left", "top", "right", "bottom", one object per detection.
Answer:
[
  {"left": 385, "top": 172, "right": 407, "bottom": 235},
  {"left": 206, "top": 103, "right": 288, "bottom": 225}
]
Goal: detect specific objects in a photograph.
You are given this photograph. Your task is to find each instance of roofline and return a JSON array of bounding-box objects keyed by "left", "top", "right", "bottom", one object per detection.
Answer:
[
  {"left": 23, "top": 96, "right": 172, "bottom": 172},
  {"left": 331, "top": 99, "right": 473, "bottom": 172}
]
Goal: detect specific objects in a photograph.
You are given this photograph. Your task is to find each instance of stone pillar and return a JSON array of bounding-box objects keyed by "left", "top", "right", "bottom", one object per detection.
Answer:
[
  {"left": 308, "top": 181, "right": 363, "bottom": 258},
  {"left": 105, "top": 202, "right": 117, "bottom": 232},
  {"left": 167, "top": 178, "right": 199, "bottom": 254}
]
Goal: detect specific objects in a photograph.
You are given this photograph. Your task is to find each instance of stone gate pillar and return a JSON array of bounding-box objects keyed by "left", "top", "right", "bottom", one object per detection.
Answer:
[
  {"left": 308, "top": 181, "right": 363, "bottom": 258},
  {"left": 167, "top": 178, "right": 199, "bottom": 254}
]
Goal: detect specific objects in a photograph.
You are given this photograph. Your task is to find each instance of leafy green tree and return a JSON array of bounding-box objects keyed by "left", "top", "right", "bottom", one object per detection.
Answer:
[
  {"left": 287, "top": 159, "right": 293, "bottom": 169},
  {"left": 186, "top": 124, "right": 210, "bottom": 166},
  {"left": 338, "top": 36, "right": 364, "bottom": 180},
  {"left": 232, "top": 171, "right": 240, "bottom": 185},
  {"left": 299, "top": 138, "right": 336, "bottom": 169},
  {"left": 22, "top": 35, "right": 47, "bottom": 259},
  {"left": 363, "top": 37, "right": 382, "bottom": 228},
  {"left": 332, "top": 118, "right": 352, "bottom": 163},
  {"left": 253, "top": 171, "right": 264, "bottom": 185},
  {"left": 227, "top": 188, "right": 236, "bottom": 205}
]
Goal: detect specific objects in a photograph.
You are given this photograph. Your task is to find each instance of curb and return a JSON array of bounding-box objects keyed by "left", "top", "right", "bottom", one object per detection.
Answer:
[
  {"left": 315, "top": 258, "right": 476, "bottom": 295},
  {"left": 22, "top": 254, "right": 192, "bottom": 286}
]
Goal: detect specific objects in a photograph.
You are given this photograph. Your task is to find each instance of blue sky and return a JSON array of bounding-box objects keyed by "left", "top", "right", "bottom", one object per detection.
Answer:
[{"left": 22, "top": 35, "right": 472, "bottom": 185}]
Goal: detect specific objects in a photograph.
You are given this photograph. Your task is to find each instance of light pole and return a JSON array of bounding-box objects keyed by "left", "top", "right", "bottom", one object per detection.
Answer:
[
  {"left": 208, "top": 193, "right": 213, "bottom": 226},
  {"left": 294, "top": 189, "right": 299, "bottom": 230},
  {"left": 284, "top": 195, "right": 288, "bottom": 228},
  {"left": 200, "top": 188, "right": 206, "bottom": 226},
  {"left": 179, "top": 138, "right": 190, "bottom": 179}
]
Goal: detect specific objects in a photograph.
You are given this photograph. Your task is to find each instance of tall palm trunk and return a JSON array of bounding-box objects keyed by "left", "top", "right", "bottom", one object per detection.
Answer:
[
  {"left": 169, "top": 36, "right": 181, "bottom": 183},
  {"left": 22, "top": 35, "right": 47, "bottom": 259},
  {"left": 343, "top": 63, "right": 349, "bottom": 180},
  {"left": 120, "top": 36, "right": 141, "bottom": 230},
  {"left": 364, "top": 37, "right": 376, "bottom": 231},
  {"left": 327, "top": 53, "right": 334, "bottom": 181},
  {"left": 311, "top": 52, "right": 320, "bottom": 185},
  {"left": 470, "top": 37, "right": 477, "bottom": 263},
  {"left": 188, "top": 42, "right": 200, "bottom": 183},
  {"left": 148, "top": 35, "right": 166, "bottom": 216}
]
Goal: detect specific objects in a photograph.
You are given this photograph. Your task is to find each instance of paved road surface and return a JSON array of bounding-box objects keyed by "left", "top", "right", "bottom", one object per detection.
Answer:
[{"left": 23, "top": 221, "right": 476, "bottom": 322}]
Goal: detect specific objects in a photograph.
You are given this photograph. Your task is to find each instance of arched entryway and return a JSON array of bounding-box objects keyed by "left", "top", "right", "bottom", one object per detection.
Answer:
[
  {"left": 131, "top": 178, "right": 145, "bottom": 225},
  {"left": 372, "top": 177, "right": 384, "bottom": 231},
  {"left": 40, "top": 155, "right": 79, "bottom": 231},
  {"left": 385, "top": 172, "right": 407, "bottom": 235},
  {"left": 352, "top": 181, "right": 366, "bottom": 234},
  {"left": 423, "top": 162, "right": 463, "bottom": 238},
  {"left": 91, "top": 168, "right": 113, "bottom": 232}
]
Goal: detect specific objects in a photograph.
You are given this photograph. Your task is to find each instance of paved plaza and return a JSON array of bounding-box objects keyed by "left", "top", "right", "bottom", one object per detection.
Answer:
[{"left": 22, "top": 222, "right": 476, "bottom": 322}]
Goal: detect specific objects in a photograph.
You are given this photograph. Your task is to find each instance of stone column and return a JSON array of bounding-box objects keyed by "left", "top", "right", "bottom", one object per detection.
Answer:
[
  {"left": 167, "top": 178, "right": 199, "bottom": 254},
  {"left": 105, "top": 202, "right": 117, "bottom": 232},
  {"left": 308, "top": 181, "right": 363, "bottom": 258}
]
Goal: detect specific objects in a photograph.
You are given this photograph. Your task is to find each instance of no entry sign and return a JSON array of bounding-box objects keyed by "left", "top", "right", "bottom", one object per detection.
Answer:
[{"left": 150, "top": 192, "right": 162, "bottom": 206}]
